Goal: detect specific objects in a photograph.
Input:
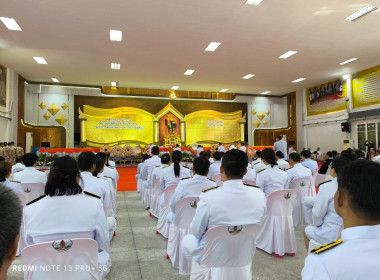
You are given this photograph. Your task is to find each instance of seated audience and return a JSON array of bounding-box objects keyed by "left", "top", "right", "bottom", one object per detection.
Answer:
[
  {"left": 13, "top": 153, "right": 47, "bottom": 186},
  {"left": 136, "top": 154, "right": 151, "bottom": 184},
  {"left": 11, "top": 156, "right": 25, "bottom": 175},
  {"left": 239, "top": 141, "right": 247, "bottom": 153},
  {"left": 303, "top": 157, "right": 353, "bottom": 248},
  {"left": 174, "top": 144, "right": 181, "bottom": 151},
  {"left": 196, "top": 145, "right": 204, "bottom": 157},
  {"left": 285, "top": 152, "right": 312, "bottom": 189},
  {"left": 302, "top": 160, "right": 380, "bottom": 279},
  {"left": 340, "top": 148, "right": 357, "bottom": 160},
  {"left": 140, "top": 146, "right": 161, "bottom": 181},
  {"left": 276, "top": 151, "right": 290, "bottom": 170},
  {"left": 96, "top": 152, "right": 119, "bottom": 182},
  {"left": 318, "top": 151, "right": 334, "bottom": 174},
  {"left": 229, "top": 141, "right": 237, "bottom": 150},
  {"left": 301, "top": 150, "right": 318, "bottom": 172},
  {"left": 355, "top": 149, "right": 365, "bottom": 160},
  {"left": 0, "top": 162, "right": 22, "bottom": 194},
  {"left": 0, "top": 185, "right": 22, "bottom": 279},
  {"left": 217, "top": 142, "right": 226, "bottom": 152},
  {"left": 372, "top": 149, "right": 380, "bottom": 163},
  {"left": 207, "top": 151, "right": 222, "bottom": 180},
  {"left": 252, "top": 150, "right": 266, "bottom": 172},
  {"left": 256, "top": 148, "right": 288, "bottom": 198},
  {"left": 182, "top": 149, "right": 266, "bottom": 263}
]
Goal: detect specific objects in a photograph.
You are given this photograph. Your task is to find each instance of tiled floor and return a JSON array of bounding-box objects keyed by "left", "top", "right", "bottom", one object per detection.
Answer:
[{"left": 8, "top": 192, "right": 307, "bottom": 280}]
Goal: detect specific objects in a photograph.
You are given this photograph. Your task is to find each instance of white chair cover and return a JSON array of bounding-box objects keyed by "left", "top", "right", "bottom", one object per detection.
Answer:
[
  {"left": 137, "top": 178, "right": 143, "bottom": 198},
  {"left": 315, "top": 174, "right": 327, "bottom": 187},
  {"left": 256, "top": 190, "right": 298, "bottom": 257},
  {"left": 156, "top": 184, "right": 177, "bottom": 238},
  {"left": 190, "top": 224, "right": 260, "bottom": 280},
  {"left": 22, "top": 238, "right": 100, "bottom": 280},
  {"left": 288, "top": 177, "right": 313, "bottom": 226},
  {"left": 20, "top": 183, "right": 45, "bottom": 204},
  {"left": 211, "top": 174, "right": 223, "bottom": 187},
  {"left": 16, "top": 193, "right": 27, "bottom": 256},
  {"left": 143, "top": 167, "right": 155, "bottom": 208},
  {"left": 12, "top": 167, "right": 24, "bottom": 175},
  {"left": 150, "top": 177, "right": 161, "bottom": 218},
  {"left": 167, "top": 197, "right": 200, "bottom": 275}
]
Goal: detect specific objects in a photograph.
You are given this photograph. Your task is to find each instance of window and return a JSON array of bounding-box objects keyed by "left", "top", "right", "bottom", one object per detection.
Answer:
[{"left": 357, "top": 124, "right": 366, "bottom": 149}]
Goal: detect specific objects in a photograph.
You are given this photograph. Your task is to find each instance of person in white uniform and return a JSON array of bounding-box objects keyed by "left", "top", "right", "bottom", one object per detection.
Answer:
[
  {"left": 207, "top": 151, "right": 222, "bottom": 180},
  {"left": 23, "top": 156, "right": 111, "bottom": 277},
  {"left": 256, "top": 148, "right": 288, "bottom": 198},
  {"left": 96, "top": 152, "right": 119, "bottom": 185},
  {"left": 303, "top": 157, "right": 353, "bottom": 248},
  {"left": 243, "top": 164, "right": 256, "bottom": 185},
  {"left": 217, "top": 142, "right": 226, "bottom": 153},
  {"left": 301, "top": 150, "right": 319, "bottom": 172},
  {"left": 168, "top": 156, "right": 216, "bottom": 223},
  {"left": 141, "top": 146, "right": 162, "bottom": 182},
  {"left": 285, "top": 153, "right": 312, "bottom": 189},
  {"left": 273, "top": 135, "right": 288, "bottom": 160},
  {"left": 135, "top": 154, "right": 150, "bottom": 184},
  {"left": 229, "top": 141, "right": 237, "bottom": 150},
  {"left": 196, "top": 145, "right": 204, "bottom": 157},
  {"left": 276, "top": 151, "right": 290, "bottom": 170},
  {"left": 302, "top": 160, "right": 380, "bottom": 280},
  {"left": 182, "top": 149, "right": 266, "bottom": 263},
  {"left": 0, "top": 185, "right": 22, "bottom": 279},
  {"left": 11, "top": 156, "right": 25, "bottom": 175},
  {"left": 0, "top": 161, "right": 23, "bottom": 195},
  {"left": 13, "top": 153, "right": 47, "bottom": 186},
  {"left": 239, "top": 141, "right": 247, "bottom": 153},
  {"left": 252, "top": 150, "right": 266, "bottom": 173}
]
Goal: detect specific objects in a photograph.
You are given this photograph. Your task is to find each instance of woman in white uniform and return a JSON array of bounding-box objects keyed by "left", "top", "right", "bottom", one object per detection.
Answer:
[
  {"left": 256, "top": 148, "right": 288, "bottom": 198},
  {"left": 0, "top": 162, "right": 22, "bottom": 194},
  {"left": 23, "top": 156, "right": 111, "bottom": 278},
  {"left": 160, "top": 150, "right": 191, "bottom": 191}
]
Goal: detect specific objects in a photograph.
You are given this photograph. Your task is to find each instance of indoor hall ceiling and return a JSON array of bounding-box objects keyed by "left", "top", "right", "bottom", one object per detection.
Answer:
[{"left": 1, "top": 0, "right": 380, "bottom": 95}]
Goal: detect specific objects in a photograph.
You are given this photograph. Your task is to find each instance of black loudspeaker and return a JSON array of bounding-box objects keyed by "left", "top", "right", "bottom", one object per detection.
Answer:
[
  {"left": 341, "top": 122, "right": 350, "bottom": 133},
  {"left": 41, "top": 142, "right": 50, "bottom": 148}
]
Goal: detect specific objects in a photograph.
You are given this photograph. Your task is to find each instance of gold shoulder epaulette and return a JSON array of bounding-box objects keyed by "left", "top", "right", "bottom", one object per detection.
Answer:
[
  {"left": 254, "top": 162, "right": 260, "bottom": 165},
  {"left": 182, "top": 165, "right": 190, "bottom": 169},
  {"left": 26, "top": 195, "right": 46, "bottom": 206},
  {"left": 104, "top": 176, "right": 113, "bottom": 179},
  {"left": 244, "top": 183, "right": 259, "bottom": 188},
  {"left": 181, "top": 177, "right": 191, "bottom": 180},
  {"left": 286, "top": 167, "right": 293, "bottom": 170},
  {"left": 319, "top": 180, "right": 332, "bottom": 187},
  {"left": 84, "top": 191, "right": 101, "bottom": 199},
  {"left": 257, "top": 168, "right": 265, "bottom": 173},
  {"left": 11, "top": 180, "right": 21, "bottom": 183},
  {"left": 311, "top": 239, "right": 342, "bottom": 254},
  {"left": 202, "top": 186, "right": 220, "bottom": 192},
  {"left": 162, "top": 165, "right": 169, "bottom": 168},
  {"left": 207, "top": 178, "right": 216, "bottom": 182}
]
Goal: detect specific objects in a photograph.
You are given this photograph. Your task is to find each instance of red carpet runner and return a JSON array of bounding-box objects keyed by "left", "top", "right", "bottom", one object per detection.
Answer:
[{"left": 116, "top": 167, "right": 137, "bottom": 191}]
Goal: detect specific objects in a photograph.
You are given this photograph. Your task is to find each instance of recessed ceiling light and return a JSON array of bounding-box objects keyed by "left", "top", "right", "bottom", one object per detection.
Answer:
[
  {"left": 0, "top": 17, "right": 22, "bottom": 31},
  {"left": 111, "top": 63, "right": 120, "bottom": 69},
  {"left": 51, "top": 78, "right": 59, "bottom": 83},
  {"left": 292, "top": 78, "right": 306, "bottom": 83},
  {"left": 33, "top": 57, "right": 47, "bottom": 64},
  {"left": 111, "top": 82, "right": 118, "bottom": 87},
  {"left": 220, "top": 89, "right": 228, "bottom": 92},
  {"left": 340, "top": 58, "right": 358, "bottom": 65},
  {"left": 343, "top": 74, "right": 350, "bottom": 80},
  {"left": 242, "top": 74, "right": 255, "bottom": 79},
  {"left": 260, "top": 91, "right": 271, "bottom": 95},
  {"left": 184, "top": 69, "right": 195, "bottom": 75},
  {"left": 279, "top": 51, "right": 298, "bottom": 59},
  {"left": 110, "top": 30, "right": 122, "bottom": 42},
  {"left": 345, "top": 5, "right": 378, "bottom": 21},
  {"left": 245, "top": 0, "right": 263, "bottom": 5},
  {"left": 171, "top": 86, "right": 179, "bottom": 90},
  {"left": 205, "top": 42, "right": 221, "bottom": 52}
]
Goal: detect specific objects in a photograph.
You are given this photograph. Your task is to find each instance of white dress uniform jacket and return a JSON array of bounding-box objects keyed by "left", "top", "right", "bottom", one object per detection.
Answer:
[
  {"left": 256, "top": 165, "right": 288, "bottom": 198},
  {"left": 183, "top": 179, "right": 266, "bottom": 263},
  {"left": 23, "top": 194, "right": 110, "bottom": 271},
  {"left": 302, "top": 158, "right": 319, "bottom": 172},
  {"left": 141, "top": 155, "right": 162, "bottom": 180},
  {"left": 229, "top": 144, "right": 236, "bottom": 150},
  {"left": 372, "top": 155, "right": 380, "bottom": 163},
  {"left": 285, "top": 163, "right": 312, "bottom": 189},
  {"left": 160, "top": 164, "right": 191, "bottom": 191},
  {"left": 252, "top": 159, "right": 266, "bottom": 173},
  {"left": 305, "top": 178, "right": 342, "bottom": 245},
  {"left": 274, "top": 140, "right": 288, "bottom": 160},
  {"left": 108, "top": 160, "right": 116, "bottom": 167},
  {"left": 239, "top": 146, "right": 247, "bottom": 153},
  {"left": 302, "top": 225, "right": 380, "bottom": 280},
  {"left": 242, "top": 167, "right": 256, "bottom": 184},
  {"left": 13, "top": 166, "right": 47, "bottom": 186},
  {"left": 277, "top": 158, "right": 290, "bottom": 170},
  {"left": 80, "top": 172, "right": 110, "bottom": 210},
  {"left": 207, "top": 161, "right": 221, "bottom": 180},
  {"left": 2, "top": 178, "right": 23, "bottom": 194},
  {"left": 217, "top": 145, "right": 226, "bottom": 152},
  {"left": 196, "top": 147, "right": 204, "bottom": 157},
  {"left": 99, "top": 165, "right": 119, "bottom": 182},
  {"left": 11, "top": 162, "right": 26, "bottom": 174}
]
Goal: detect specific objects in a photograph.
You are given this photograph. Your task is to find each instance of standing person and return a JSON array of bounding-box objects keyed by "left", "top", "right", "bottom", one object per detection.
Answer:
[
  {"left": 217, "top": 142, "right": 226, "bottom": 153},
  {"left": 273, "top": 135, "right": 288, "bottom": 160},
  {"left": 173, "top": 144, "right": 181, "bottom": 151},
  {"left": 302, "top": 160, "right": 380, "bottom": 279},
  {"left": 301, "top": 150, "right": 319, "bottom": 172},
  {"left": 182, "top": 149, "right": 266, "bottom": 263},
  {"left": 13, "top": 153, "right": 47, "bottom": 186},
  {"left": 0, "top": 185, "right": 22, "bottom": 280},
  {"left": 256, "top": 148, "right": 288, "bottom": 198},
  {"left": 239, "top": 141, "right": 247, "bottom": 153},
  {"left": 316, "top": 148, "right": 323, "bottom": 161},
  {"left": 285, "top": 153, "right": 312, "bottom": 189},
  {"left": 229, "top": 141, "right": 237, "bottom": 150},
  {"left": 196, "top": 145, "right": 204, "bottom": 157}
]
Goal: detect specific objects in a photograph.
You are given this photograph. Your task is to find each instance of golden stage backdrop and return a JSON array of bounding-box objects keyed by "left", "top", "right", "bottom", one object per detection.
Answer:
[
  {"left": 185, "top": 110, "right": 243, "bottom": 145},
  {"left": 352, "top": 65, "right": 380, "bottom": 108},
  {"left": 79, "top": 105, "right": 154, "bottom": 146}
]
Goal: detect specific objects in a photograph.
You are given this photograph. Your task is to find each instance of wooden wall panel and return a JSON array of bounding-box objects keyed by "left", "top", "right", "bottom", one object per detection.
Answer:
[{"left": 254, "top": 92, "right": 297, "bottom": 150}]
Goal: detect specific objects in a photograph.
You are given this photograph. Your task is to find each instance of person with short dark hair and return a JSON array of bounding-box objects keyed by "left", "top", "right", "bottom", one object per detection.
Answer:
[
  {"left": 13, "top": 153, "right": 47, "bottom": 185},
  {"left": 196, "top": 145, "right": 204, "bottom": 157},
  {"left": 182, "top": 149, "right": 266, "bottom": 263},
  {"left": 301, "top": 150, "right": 318, "bottom": 172},
  {"left": 140, "top": 146, "right": 161, "bottom": 182},
  {"left": 318, "top": 151, "right": 335, "bottom": 174},
  {"left": 252, "top": 150, "right": 266, "bottom": 172},
  {"left": 256, "top": 148, "right": 288, "bottom": 198},
  {"left": 303, "top": 156, "right": 354, "bottom": 250},
  {"left": 239, "top": 141, "right": 247, "bottom": 153},
  {"left": 355, "top": 149, "right": 365, "bottom": 160},
  {"left": 135, "top": 154, "right": 151, "bottom": 184},
  {"left": 0, "top": 162, "right": 22, "bottom": 194},
  {"left": 96, "top": 152, "right": 119, "bottom": 183},
  {"left": 208, "top": 151, "right": 222, "bottom": 180},
  {"left": 0, "top": 157, "right": 5, "bottom": 162},
  {"left": 12, "top": 156, "right": 25, "bottom": 175},
  {"left": 23, "top": 156, "right": 111, "bottom": 277},
  {"left": 276, "top": 151, "right": 290, "bottom": 170},
  {"left": 285, "top": 152, "right": 312, "bottom": 189},
  {"left": 340, "top": 149, "right": 357, "bottom": 161},
  {"left": 217, "top": 142, "right": 226, "bottom": 153},
  {"left": 302, "top": 160, "right": 380, "bottom": 279},
  {"left": 331, "top": 150, "right": 338, "bottom": 158},
  {"left": 0, "top": 185, "right": 22, "bottom": 279},
  {"left": 274, "top": 135, "right": 288, "bottom": 160},
  {"left": 168, "top": 156, "right": 216, "bottom": 223},
  {"left": 229, "top": 141, "right": 237, "bottom": 150}
]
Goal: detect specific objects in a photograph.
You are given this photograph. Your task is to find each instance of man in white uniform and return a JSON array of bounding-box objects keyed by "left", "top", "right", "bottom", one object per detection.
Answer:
[
  {"left": 11, "top": 156, "right": 25, "bottom": 175},
  {"left": 302, "top": 160, "right": 380, "bottom": 280},
  {"left": 13, "top": 153, "right": 47, "bottom": 186},
  {"left": 285, "top": 153, "right": 312, "bottom": 189},
  {"left": 196, "top": 145, "right": 204, "bottom": 157},
  {"left": 239, "top": 141, "right": 247, "bottom": 153},
  {"left": 273, "top": 135, "right": 288, "bottom": 160},
  {"left": 141, "top": 146, "right": 161, "bottom": 181},
  {"left": 301, "top": 150, "right": 318, "bottom": 172},
  {"left": 217, "top": 142, "right": 226, "bottom": 153},
  {"left": 229, "top": 141, "right": 237, "bottom": 150},
  {"left": 182, "top": 149, "right": 266, "bottom": 263},
  {"left": 168, "top": 156, "right": 216, "bottom": 223},
  {"left": 252, "top": 150, "right": 266, "bottom": 173},
  {"left": 208, "top": 151, "right": 222, "bottom": 180}
]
